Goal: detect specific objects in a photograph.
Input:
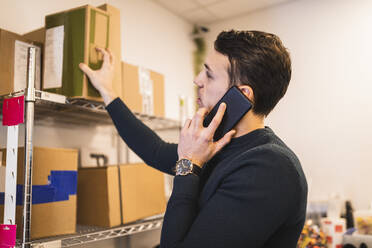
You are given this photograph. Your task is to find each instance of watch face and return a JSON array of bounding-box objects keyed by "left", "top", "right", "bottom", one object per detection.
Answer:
[{"left": 176, "top": 159, "right": 192, "bottom": 176}]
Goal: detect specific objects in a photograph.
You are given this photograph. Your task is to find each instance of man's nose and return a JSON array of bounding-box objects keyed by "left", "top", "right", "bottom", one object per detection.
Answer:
[{"left": 193, "top": 73, "right": 203, "bottom": 88}]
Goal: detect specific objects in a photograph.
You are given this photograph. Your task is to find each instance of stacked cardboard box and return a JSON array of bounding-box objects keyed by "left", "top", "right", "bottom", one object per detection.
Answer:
[
  {"left": 122, "top": 62, "right": 165, "bottom": 117},
  {"left": 0, "top": 147, "right": 78, "bottom": 240},
  {"left": 97, "top": 4, "right": 122, "bottom": 102},
  {"left": 77, "top": 166, "right": 121, "bottom": 227},
  {"left": 77, "top": 163, "right": 166, "bottom": 227},
  {"left": 41, "top": 4, "right": 122, "bottom": 101},
  {"left": 0, "top": 29, "right": 42, "bottom": 95},
  {"left": 22, "top": 4, "right": 123, "bottom": 102},
  {"left": 23, "top": 28, "right": 45, "bottom": 44},
  {"left": 320, "top": 218, "right": 346, "bottom": 248},
  {"left": 119, "top": 163, "right": 166, "bottom": 224},
  {"left": 4, "top": 4, "right": 167, "bottom": 118}
]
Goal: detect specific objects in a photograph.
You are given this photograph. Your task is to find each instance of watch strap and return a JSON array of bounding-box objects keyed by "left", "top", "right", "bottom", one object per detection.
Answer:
[{"left": 191, "top": 163, "right": 202, "bottom": 176}]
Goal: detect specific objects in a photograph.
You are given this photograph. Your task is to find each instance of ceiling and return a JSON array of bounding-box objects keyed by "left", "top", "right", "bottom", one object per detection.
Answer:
[{"left": 151, "top": 0, "right": 296, "bottom": 25}]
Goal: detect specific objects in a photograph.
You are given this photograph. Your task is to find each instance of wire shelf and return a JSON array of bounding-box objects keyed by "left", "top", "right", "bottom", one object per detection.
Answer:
[
  {"left": 16, "top": 217, "right": 163, "bottom": 248},
  {"left": 2, "top": 89, "right": 172, "bottom": 248},
  {"left": 0, "top": 91, "right": 180, "bottom": 131}
]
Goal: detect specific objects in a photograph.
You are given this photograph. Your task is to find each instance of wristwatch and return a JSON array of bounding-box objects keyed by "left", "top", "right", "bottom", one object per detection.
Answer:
[{"left": 174, "top": 158, "right": 202, "bottom": 177}]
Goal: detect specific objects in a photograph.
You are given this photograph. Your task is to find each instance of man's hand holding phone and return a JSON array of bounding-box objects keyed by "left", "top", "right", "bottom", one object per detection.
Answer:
[{"left": 177, "top": 103, "right": 236, "bottom": 168}]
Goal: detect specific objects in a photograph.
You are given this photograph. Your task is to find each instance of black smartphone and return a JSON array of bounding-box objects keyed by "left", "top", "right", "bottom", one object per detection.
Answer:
[{"left": 203, "top": 86, "right": 252, "bottom": 141}]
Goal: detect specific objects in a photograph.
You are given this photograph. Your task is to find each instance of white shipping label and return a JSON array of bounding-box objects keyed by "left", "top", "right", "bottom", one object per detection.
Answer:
[
  {"left": 43, "top": 25, "right": 64, "bottom": 89},
  {"left": 14, "top": 40, "right": 41, "bottom": 91}
]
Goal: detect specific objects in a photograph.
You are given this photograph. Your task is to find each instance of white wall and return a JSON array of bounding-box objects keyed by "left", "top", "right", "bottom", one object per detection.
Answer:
[{"left": 205, "top": 0, "right": 372, "bottom": 209}]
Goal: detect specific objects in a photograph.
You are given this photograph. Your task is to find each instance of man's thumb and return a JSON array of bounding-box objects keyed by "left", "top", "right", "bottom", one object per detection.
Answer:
[
  {"left": 79, "top": 63, "right": 94, "bottom": 78},
  {"left": 214, "top": 130, "right": 236, "bottom": 154}
]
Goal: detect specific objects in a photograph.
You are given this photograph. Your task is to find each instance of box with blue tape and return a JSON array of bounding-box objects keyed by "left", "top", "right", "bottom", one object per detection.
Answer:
[{"left": 0, "top": 147, "right": 78, "bottom": 240}]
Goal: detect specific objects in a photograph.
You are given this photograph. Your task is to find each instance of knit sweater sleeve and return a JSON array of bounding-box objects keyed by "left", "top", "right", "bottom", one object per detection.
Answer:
[{"left": 106, "top": 97, "right": 178, "bottom": 175}]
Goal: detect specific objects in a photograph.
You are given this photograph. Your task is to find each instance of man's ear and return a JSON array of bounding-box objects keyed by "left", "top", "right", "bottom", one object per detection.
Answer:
[{"left": 238, "top": 85, "right": 254, "bottom": 103}]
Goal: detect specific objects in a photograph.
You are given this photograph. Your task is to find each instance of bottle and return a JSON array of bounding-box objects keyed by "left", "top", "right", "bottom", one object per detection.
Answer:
[{"left": 345, "top": 200, "right": 354, "bottom": 229}]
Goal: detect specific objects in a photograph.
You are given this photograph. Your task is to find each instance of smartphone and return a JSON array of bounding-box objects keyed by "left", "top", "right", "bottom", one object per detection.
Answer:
[{"left": 203, "top": 86, "right": 252, "bottom": 141}]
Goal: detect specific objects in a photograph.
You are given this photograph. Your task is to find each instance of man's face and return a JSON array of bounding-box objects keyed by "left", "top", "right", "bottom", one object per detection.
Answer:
[{"left": 194, "top": 49, "right": 230, "bottom": 111}]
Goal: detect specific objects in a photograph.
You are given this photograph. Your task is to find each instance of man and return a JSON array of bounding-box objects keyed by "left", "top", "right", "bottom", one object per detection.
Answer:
[{"left": 79, "top": 30, "right": 308, "bottom": 248}]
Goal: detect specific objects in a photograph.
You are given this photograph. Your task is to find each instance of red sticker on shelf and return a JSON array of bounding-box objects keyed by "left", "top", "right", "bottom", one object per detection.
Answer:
[
  {"left": 335, "top": 224, "right": 343, "bottom": 233},
  {"left": 2, "top": 96, "right": 24, "bottom": 126},
  {"left": 326, "top": 235, "right": 332, "bottom": 244},
  {"left": 0, "top": 224, "right": 17, "bottom": 248}
]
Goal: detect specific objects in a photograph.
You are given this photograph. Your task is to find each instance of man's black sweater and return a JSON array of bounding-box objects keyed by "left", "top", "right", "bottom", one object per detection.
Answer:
[{"left": 106, "top": 98, "right": 308, "bottom": 248}]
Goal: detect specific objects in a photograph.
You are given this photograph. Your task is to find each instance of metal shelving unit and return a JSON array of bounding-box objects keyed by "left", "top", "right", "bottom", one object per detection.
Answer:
[
  {"left": 1, "top": 48, "right": 179, "bottom": 248},
  {"left": 1, "top": 91, "right": 180, "bottom": 130},
  {"left": 18, "top": 216, "right": 164, "bottom": 248}
]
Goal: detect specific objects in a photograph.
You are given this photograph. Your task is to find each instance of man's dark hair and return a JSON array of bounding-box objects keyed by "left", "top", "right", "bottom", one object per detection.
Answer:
[{"left": 214, "top": 30, "right": 292, "bottom": 116}]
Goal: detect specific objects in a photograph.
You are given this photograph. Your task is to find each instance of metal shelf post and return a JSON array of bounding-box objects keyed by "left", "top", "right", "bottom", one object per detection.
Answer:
[{"left": 21, "top": 47, "right": 37, "bottom": 248}]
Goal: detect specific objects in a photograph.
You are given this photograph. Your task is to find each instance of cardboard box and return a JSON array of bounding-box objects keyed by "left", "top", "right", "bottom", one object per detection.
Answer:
[
  {"left": 43, "top": 5, "right": 115, "bottom": 101},
  {"left": 122, "top": 62, "right": 165, "bottom": 117},
  {"left": 97, "top": 4, "right": 122, "bottom": 100},
  {"left": 23, "top": 28, "right": 45, "bottom": 44},
  {"left": 77, "top": 166, "right": 121, "bottom": 227},
  {"left": 77, "top": 163, "right": 166, "bottom": 227},
  {"left": 120, "top": 163, "right": 166, "bottom": 224},
  {"left": 320, "top": 218, "right": 346, "bottom": 248},
  {"left": 0, "top": 147, "right": 78, "bottom": 240},
  {"left": 0, "top": 28, "right": 42, "bottom": 95}
]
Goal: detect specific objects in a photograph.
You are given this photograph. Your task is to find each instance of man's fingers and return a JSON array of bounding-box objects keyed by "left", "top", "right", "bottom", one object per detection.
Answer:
[
  {"left": 96, "top": 47, "right": 111, "bottom": 66},
  {"left": 192, "top": 108, "right": 208, "bottom": 130},
  {"left": 106, "top": 48, "right": 115, "bottom": 64},
  {"left": 214, "top": 129, "right": 236, "bottom": 154},
  {"left": 206, "top": 102, "right": 227, "bottom": 136},
  {"left": 182, "top": 119, "right": 192, "bottom": 133},
  {"left": 79, "top": 63, "right": 94, "bottom": 78}
]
